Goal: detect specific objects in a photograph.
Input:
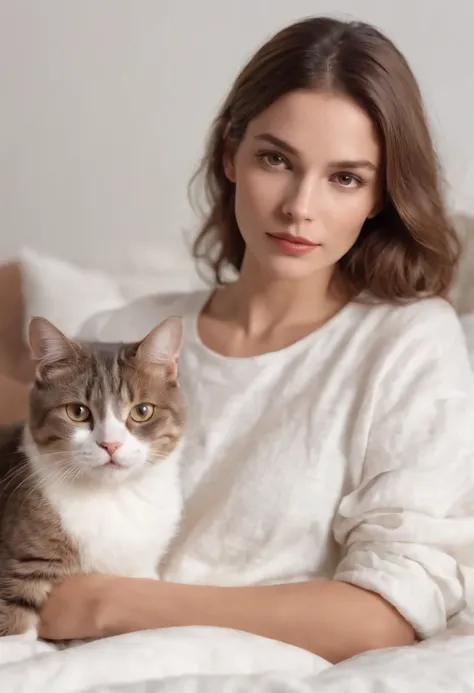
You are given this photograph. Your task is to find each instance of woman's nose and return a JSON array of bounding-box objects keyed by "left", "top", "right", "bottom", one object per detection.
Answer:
[{"left": 281, "top": 180, "right": 315, "bottom": 223}]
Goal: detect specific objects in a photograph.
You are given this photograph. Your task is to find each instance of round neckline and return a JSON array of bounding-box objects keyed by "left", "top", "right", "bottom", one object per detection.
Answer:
[{"left": 184, "top": 288, "right": 360, "bottom": 365}]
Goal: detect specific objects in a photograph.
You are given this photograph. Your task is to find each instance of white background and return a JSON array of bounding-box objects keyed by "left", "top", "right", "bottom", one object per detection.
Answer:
[{"left": 1, "top": 0, "right": 473, "bottom": 270}]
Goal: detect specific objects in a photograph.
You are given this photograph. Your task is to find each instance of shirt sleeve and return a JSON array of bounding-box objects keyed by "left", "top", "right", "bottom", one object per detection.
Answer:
[{"left": 333, "top": 301, "right": 474, "bottom": 639}]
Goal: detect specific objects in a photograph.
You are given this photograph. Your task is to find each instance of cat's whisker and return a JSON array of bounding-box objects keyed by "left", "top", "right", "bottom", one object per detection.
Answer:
[
  {"left": 5, "top": 467, "right": 47, "bottom": 503},
  {"left": 18, "top": 465, "right": 73, "bottom": 511},
  {"left": 41, "top": 453, "right": 82, "bottom": 467},
  {"left": 13, "top": 458, "right": 83, "bottom": 506},
  {"left": 20, "top": 469, "right": 75, "bottom": 512},
  {"left": 33, "top": 451, "right": 84, "bottom": 461},
  {"left": 1, "top": 460, "right": 76, "bottom": 501},
  {"left": 70, "top": 467, "right": 86, "bottom": 484},
  {"left": 1, "top": 463, "right": 31, "bottom": 488}
]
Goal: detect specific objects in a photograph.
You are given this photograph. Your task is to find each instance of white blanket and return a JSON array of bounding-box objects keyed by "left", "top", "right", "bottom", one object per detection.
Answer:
[{"left": 1, "top": 626, "right": 473, "bottom": 693}]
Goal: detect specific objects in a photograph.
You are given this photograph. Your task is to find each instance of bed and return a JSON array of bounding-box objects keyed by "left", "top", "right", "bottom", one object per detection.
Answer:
[
  {"left": 1, "top": 222, "right": 474, "bottom": 691},
  {"left": 0, "top": 624, "right": 473, "bottom": 692}
]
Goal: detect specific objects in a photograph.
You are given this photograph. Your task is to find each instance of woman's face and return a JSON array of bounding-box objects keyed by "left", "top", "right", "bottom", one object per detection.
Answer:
[{"left": 224, "top": 90, "right": 382, "bottom": 281}]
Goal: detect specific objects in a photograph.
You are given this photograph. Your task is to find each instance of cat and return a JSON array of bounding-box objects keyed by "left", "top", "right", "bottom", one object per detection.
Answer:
[{"left": 0, "top": 315, "right": 186, "bottom": 638}]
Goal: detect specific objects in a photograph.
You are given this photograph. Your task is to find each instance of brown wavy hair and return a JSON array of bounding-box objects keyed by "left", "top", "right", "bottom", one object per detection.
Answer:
[{"left": 190, "top": 16, "right": 460, "bottom": 301}]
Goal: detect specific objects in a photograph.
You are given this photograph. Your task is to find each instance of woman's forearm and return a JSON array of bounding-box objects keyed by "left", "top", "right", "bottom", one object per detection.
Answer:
[{"left": 101, "top": 578, "right": 415, "bottom": 663}]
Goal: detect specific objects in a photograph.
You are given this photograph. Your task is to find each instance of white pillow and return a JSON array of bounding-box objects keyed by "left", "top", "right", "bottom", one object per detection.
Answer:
[
  {"left": 460, "top": 313, "right": 474, "bottom": 370},
  {"left": 20, "top": 246, "right": 206, "bottom": 342}
]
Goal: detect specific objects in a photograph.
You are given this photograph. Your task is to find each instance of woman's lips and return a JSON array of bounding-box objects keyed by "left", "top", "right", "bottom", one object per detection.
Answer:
[{"left": 266, "top": 233, "right": 321, "bottom": 256}]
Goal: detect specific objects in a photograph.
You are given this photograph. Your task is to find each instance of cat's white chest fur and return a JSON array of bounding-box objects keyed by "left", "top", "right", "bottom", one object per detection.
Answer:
[{"left": 44, "top": 456, "right": 182, "bottom": 579}]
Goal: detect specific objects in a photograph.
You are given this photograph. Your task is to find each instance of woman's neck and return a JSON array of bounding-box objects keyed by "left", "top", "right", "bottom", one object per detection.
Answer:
[{"left": 210, "top": 258, "right": 344, "bottom": 339}]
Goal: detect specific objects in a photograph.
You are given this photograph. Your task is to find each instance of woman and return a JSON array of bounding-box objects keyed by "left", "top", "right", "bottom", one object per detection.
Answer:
[{"left": 37, "top": 17, "right": 474, "bottom": 663}]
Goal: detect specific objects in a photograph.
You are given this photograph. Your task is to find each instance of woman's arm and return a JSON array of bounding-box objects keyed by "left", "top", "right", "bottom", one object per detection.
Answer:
[
  {"left": 332, "top": 302, "right": 474, "bottom": 641},
  {"left": 39, "top": 574, "right": 414, "bottom": 663},
  {"left": 104, "top": 577, "right": 414, "bottom": 662}
]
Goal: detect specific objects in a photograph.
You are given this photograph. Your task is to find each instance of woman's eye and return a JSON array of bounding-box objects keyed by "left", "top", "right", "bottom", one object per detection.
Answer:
[
  {"left": 258, "top": 152, "right": 289, "bottom": 169},
  {"left": 66, "top": 403, "right": 91, "bottom": 423},
  {"left": 130, "top": 403, "right": 155, "bottom": 423},
  {"left": 333, "top": 173, "right": 362, "bottom": 188}
]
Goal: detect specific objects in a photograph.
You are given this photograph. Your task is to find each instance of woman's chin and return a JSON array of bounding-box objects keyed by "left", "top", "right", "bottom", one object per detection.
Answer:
[{"left": 254, "top": 253, "right": 333, "bottom": 282}]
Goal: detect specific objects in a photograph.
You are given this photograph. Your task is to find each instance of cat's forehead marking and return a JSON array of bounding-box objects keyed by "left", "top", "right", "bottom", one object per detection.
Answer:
[{"left": 83, "top": 350, "right": 132, "bottom": 417}]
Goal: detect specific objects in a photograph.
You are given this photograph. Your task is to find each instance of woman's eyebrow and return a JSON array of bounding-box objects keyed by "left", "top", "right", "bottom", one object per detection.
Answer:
[
  {"left": 254, "top": 133, "right": 299, "bottom": 155},
  {"left": 327, "top": 159, "right": 377, "bottom": 171}
]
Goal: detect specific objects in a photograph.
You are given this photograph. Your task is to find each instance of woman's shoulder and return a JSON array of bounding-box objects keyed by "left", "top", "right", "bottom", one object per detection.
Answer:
[
  {"left": 357, "top": 295, "right": 465, "bottom": 349},
  {"left": 78, "top": 289, "right": 209, "bottom": 343},
  {"left": 334, "top": 297, "right": 474, "bottom": 443},
  {"left": 355, "top": 295, "right": 473, "bottom": 394}
]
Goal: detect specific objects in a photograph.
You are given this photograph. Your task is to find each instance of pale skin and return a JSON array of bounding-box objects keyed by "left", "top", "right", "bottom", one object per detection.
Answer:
[{"left": 37, "top": 90, "right": 415, "bottom": 662}]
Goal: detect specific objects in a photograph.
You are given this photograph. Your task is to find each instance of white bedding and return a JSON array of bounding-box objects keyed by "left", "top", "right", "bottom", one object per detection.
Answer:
[{"left": 0, "top": 626, "right": 473, "bottom": 692}]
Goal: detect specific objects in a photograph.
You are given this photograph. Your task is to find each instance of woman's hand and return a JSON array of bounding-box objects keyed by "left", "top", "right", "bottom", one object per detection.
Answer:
[{"left": 38, "top": 574, "right": 118, "bottom": 641}]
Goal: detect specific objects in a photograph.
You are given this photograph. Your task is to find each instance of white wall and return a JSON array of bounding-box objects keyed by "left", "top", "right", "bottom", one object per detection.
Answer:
[{"left": 1, "top": 0, "right": 473, "bottom": 271}]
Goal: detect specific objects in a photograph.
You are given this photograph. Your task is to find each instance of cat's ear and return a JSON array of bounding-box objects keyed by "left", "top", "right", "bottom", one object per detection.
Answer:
[
  {"left": 28, "top": 317, "right": 79, "bottom": 365},
  {"left": 135, "top": 317, "right": 183, "bottom": 378}
]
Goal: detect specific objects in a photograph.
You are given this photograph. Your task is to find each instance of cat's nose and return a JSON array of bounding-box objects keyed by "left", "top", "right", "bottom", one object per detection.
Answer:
[{"left": 98, "top": 441, "right": 122, "bottom": 456}]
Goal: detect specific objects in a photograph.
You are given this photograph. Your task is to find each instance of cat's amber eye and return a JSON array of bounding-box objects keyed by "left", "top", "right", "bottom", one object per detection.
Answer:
[
  {"left": 130, "top": 403, "right": 155, "bottom": 423},
  {"left": 65, "top": 403, "right": 91, "bottom": 423}
]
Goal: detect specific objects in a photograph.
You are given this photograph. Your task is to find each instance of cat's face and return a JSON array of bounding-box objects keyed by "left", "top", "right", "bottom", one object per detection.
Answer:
[{"left": 26, "top": 317, "right": 185, "bottom": 486}]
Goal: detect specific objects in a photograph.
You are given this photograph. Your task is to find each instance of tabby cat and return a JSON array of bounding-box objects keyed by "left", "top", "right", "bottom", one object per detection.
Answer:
[{"left": 0, "top": 316, "right": 185, "bottom": 637}]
